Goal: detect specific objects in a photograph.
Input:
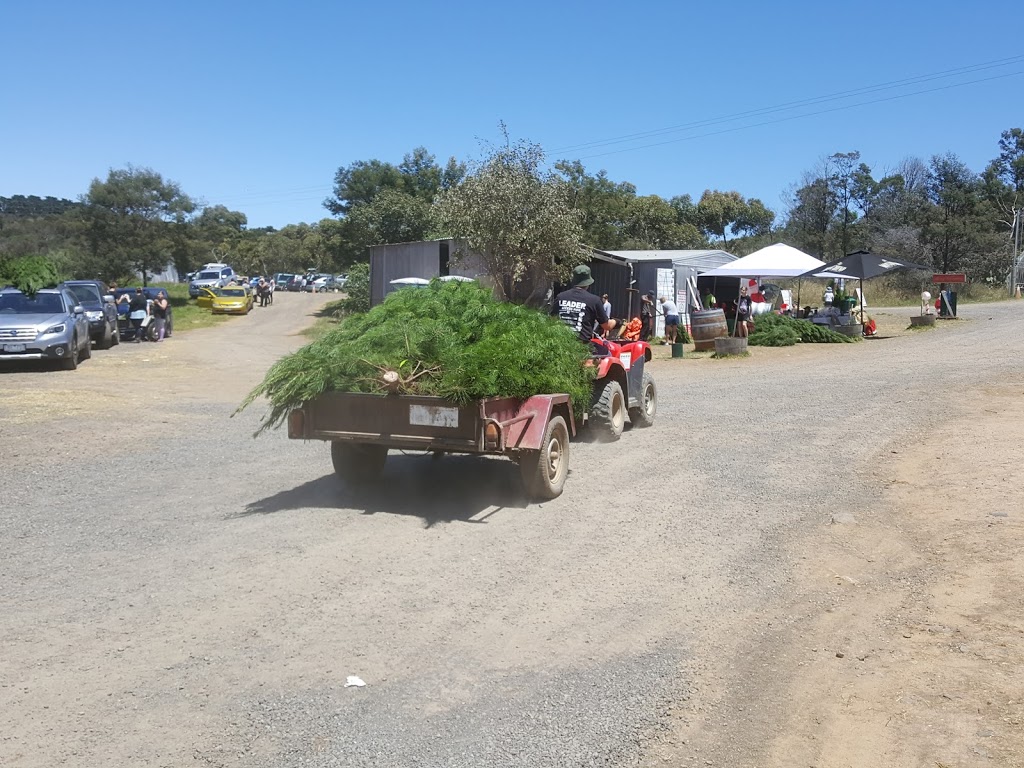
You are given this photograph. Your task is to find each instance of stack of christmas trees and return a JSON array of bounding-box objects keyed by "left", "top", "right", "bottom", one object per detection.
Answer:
[{"left": 240, "top": 281, "right": 594, "bottom": 434}]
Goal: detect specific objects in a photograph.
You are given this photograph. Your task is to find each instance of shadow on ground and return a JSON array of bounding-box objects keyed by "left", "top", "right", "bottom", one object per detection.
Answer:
[{"left": 238, "top": 453, "right": 534, "bottom": 527}]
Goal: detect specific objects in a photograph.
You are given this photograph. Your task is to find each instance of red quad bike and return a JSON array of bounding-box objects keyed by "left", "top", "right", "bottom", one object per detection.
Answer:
[{"left": 584, "top": 335, "right": 657, "bottom": 441}]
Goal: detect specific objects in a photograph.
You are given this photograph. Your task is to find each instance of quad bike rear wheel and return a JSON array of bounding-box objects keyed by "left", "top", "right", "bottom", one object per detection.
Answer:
[
  {"left": 519, "top": 415, "right": 570, "bottom": 500},
  {"left": 628, "top": 371, "right": 657, "bottom": 428},
  {"left": 590, "top": 379, "right": 625, "bottom": 441}
]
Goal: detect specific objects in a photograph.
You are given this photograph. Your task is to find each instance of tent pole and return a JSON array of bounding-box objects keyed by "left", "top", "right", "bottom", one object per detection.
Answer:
[{"left": 860, "top": 276, "right": 865, "bottom": 324}]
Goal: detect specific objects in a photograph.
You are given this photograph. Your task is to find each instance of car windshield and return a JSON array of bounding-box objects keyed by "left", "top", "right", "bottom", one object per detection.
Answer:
[
  {"left": 221, "top": 288, "right": 245, "bottom": 297},
  {"left": 67, "top": 285, "right": 101, "bottom": 304},
  {"left": 198, "top": 271, "right": 219, "bottom": 279},
  {"left": 0, "top": 293, "right": 66, "bottom": 314}
]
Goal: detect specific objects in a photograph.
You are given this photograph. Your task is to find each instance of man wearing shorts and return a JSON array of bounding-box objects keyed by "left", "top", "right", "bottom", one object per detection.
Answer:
[{"left": 659, "top": 296, "right": 680, "bottom": 344}]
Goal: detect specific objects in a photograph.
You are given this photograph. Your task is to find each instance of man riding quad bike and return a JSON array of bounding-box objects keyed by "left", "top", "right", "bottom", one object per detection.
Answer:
[{"left": 553, "top": 265, "right": 657, "bottom": 440}]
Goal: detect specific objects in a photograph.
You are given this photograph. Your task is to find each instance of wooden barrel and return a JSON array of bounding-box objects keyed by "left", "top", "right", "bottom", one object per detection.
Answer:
[
  {"left": 691, "top": 309, "right": 729, "bottom": 351},
  {"left": 714, "top": 336, "right": 748, "bottom": 356}
]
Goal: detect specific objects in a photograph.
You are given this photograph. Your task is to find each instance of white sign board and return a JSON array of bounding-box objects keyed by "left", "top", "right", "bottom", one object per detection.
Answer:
[{"left": 409, "top": 404, "right": 459, "bottom": 428}]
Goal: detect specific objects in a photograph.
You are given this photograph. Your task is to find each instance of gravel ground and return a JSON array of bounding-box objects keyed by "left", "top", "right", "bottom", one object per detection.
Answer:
[{"left": 1, "top": 298, "right": 1021, "bottom": 767}]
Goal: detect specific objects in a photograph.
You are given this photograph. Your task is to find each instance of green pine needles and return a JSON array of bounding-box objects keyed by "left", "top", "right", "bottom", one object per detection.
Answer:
[
  {"left": 748, "top": 313, "right": 860, "bottom": 347},
  {"left": 239, "top": 281, "right": 594, "bottom": 434}
]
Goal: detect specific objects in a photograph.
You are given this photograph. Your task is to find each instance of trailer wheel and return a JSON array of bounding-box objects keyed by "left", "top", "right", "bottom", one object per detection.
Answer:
[
  {"left": 628, "top": 371, "right": 657, "bottom": 428},
  {"left": 519, "top": 415, "right": 570, "bottom": 500},
  {"left": 331, "top": 442, "right": 388, "bottom": 483},
  {"left": 589, "top": 379, "right": 625, "bottom": 441}
]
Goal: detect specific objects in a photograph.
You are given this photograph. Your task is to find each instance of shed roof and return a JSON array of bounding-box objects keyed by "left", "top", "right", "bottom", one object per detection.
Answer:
[{"left": 595, "top": 249, "right": 739, "bottom": 270}]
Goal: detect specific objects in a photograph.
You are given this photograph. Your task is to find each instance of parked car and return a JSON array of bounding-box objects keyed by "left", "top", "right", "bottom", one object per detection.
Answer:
[
  {"left": 112, "top": 288, "right": 175, "bottom": 341},
  {"left": 286, "top": 275, "right": 304, "bottom": 292},
  {"left": 195, "top": 287, "right": 219, "bottom": 309},
  {"left": 0, "top": 287, "right": 92, "bottom": 369},
  {"left": 60, "top": 280, "right": 120, "bottom": 348},
  {"left": 335, "top": 274, "right": 348, "bottom": 289},
  {"left": 303, "top": 274, "right": 334, "bottom": 292},
  {"left": 272, "top": 272, "right": 294, "bottom": 288},
  {"left": 189, "top": 266, "right": 235, "bottom": 297},
  {"left": 211, "top": 285, "right": 253, "bottom": 315}
]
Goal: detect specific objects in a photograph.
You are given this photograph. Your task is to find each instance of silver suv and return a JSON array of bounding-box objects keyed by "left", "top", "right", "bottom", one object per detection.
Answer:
[
  {"left": 0, "top": 287, "right": 92, "bottom": 370},
  {"left": 189, "top": 266, "right": 235, "bottom": 297}
]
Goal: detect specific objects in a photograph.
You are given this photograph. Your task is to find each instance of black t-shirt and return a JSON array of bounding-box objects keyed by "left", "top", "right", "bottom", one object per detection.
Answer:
[
  {"left": 129, "top": 294, "right": 148, "bottom": 313},
  {"left": 737, "top": 296, "right": 752, "bottom": 320},
  {"left": 552, "top": 287, "right": 609, "bottom": 342}
]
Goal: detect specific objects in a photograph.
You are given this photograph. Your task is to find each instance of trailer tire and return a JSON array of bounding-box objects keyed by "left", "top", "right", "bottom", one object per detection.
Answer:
[
  {"left": 628, "top": 371, "right": 657, "bottom": 428},
  {"left": 519, "top": 415, "right": 570, "bottom": 500},
  {"left": 589, "top": 379, "right": 625, "bottom": 442},
  {"left": 331, "top": 442, "right": 388, "bottom": 483}
]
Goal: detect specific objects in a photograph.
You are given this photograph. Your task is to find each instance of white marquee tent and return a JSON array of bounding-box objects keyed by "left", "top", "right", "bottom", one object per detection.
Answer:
[{"left": 700, "top": 243, "right": 825, "bottom": 278}]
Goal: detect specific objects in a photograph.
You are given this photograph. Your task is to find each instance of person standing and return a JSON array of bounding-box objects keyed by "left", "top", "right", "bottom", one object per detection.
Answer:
[
  {"left": 601, "top": 293, "right": 612, "bottom": 318},
  {"left": 734, "top": 286, "right": 752, "bottom": 338},
  {"left": 823, "top": 283, "right": 835, "bottom": 307},
  {"left": 640, "top": 292, "right": 655, "bottom": 341},
  {"left": 151, "top": 290, "right": 169, "bottom": 341},
  {"left": 658, "top": 295, "right": 680, "bottom": 344},
  {"left": 128, "top": 288, "right": 149, "bottom": 342},
  {"left": 552, "top": 265, "right": 616, "bottom": 345}
]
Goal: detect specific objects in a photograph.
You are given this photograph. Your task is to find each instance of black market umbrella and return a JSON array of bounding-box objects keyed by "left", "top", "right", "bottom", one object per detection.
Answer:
[{"left": 798, "top": 250, "right": 932, "bottom": 317}]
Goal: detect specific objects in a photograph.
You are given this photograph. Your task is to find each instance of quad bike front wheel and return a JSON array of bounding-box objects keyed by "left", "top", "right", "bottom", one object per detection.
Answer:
[
  {"left": 519, "top": 415, "right": 570, "bottom": 500},
  {"left": 628, "top": 371, "right": 657, "bottom": 428}
]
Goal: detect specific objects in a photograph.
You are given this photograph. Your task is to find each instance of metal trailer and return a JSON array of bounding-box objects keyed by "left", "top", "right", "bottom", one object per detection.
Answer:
[{"left": 288, "top": 392, "right": 576, "bottom": 500}]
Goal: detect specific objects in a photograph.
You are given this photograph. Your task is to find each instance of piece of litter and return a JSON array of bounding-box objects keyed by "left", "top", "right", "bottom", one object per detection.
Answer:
[{"left": 345, "top": 676, "right": 366, "bottom": 688}]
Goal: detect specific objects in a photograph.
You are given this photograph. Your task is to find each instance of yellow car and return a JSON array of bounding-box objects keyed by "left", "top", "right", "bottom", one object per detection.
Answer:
[
  {"left": 195, "top": 287, "right": 219, "bottom": 309},
  {"left": 211, "top": 286, "right": 254, "bottom": 315}
]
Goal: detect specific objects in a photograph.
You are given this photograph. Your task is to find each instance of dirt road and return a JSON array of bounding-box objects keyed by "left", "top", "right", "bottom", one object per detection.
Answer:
[{"left": 1, "top": 295, "right": 1021, "bottom": 767}]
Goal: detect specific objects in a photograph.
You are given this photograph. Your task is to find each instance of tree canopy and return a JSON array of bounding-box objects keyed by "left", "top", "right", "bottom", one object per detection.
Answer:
[
  {"left": 435, "top": 136, "right": 585, "bottom": 305},
  {"left": 2, "top": 126, "right": 1021, "bottom": 290}
]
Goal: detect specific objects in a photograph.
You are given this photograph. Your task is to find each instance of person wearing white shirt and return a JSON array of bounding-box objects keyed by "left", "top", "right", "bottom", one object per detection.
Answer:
[{"left": 659, "top": 296, "right": 680, "bottom": 344}]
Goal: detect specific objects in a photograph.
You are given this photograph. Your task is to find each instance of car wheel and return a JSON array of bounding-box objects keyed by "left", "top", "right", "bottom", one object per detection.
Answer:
[
  {"left": 111, "top": 324, "right": 120, "bottom": 346},
  {"left": 98, "top": 326, "right": 112, "bottom": 350},
  {"left": 147, "top": 323, "right": 160, "bottom": 342},
  {"left": 80, "top": 335, "right": 92, "bottom": 360},
  {"left": 63, "top": 336, "right": 79, "bottom": 370}
]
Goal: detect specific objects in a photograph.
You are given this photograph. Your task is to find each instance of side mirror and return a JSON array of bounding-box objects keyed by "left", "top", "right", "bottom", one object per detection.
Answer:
[
  {"left": 73, "top": 305, "right": 85, "bottom": 315},
  {"left": 103, "top": 294, "right": 115, "bottom": 304}
]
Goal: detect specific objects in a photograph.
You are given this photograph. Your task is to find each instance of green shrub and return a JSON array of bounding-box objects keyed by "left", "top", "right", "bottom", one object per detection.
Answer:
[
  {"left": 337, "top": 262, "right": 369, "bottom": 314},
  {"left": 239, "top": 280, "right": 595, "bottom": 434},
  {"left": 748, "top": 313, "right": 858, "bottom": 347}
]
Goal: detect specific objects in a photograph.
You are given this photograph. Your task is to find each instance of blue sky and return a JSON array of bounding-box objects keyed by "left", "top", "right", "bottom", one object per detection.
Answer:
[{"left": 3, "top": 0, "right": 1020, "bottom": 228}]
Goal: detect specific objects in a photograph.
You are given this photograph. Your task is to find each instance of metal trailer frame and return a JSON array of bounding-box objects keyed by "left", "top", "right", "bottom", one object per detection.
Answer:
[{"left": 288, "top": 392, "right": 577, "bottom": 499}]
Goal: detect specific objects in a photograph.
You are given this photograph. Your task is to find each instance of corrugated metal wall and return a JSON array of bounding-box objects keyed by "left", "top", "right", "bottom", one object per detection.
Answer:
[
  {"left": 369, "top": 239, "right": 495, "bottom": 306},
  {"left": 369, "top": 241, "right": 443, "bottom": 306},
  {"left": 587, "top": 257, "right": 633, "bottom": 320}
]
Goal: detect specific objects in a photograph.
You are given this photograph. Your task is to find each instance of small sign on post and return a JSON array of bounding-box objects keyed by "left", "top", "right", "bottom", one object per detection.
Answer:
[{"left": 931, "top": 273, "right": 967, "bottom": 284}]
